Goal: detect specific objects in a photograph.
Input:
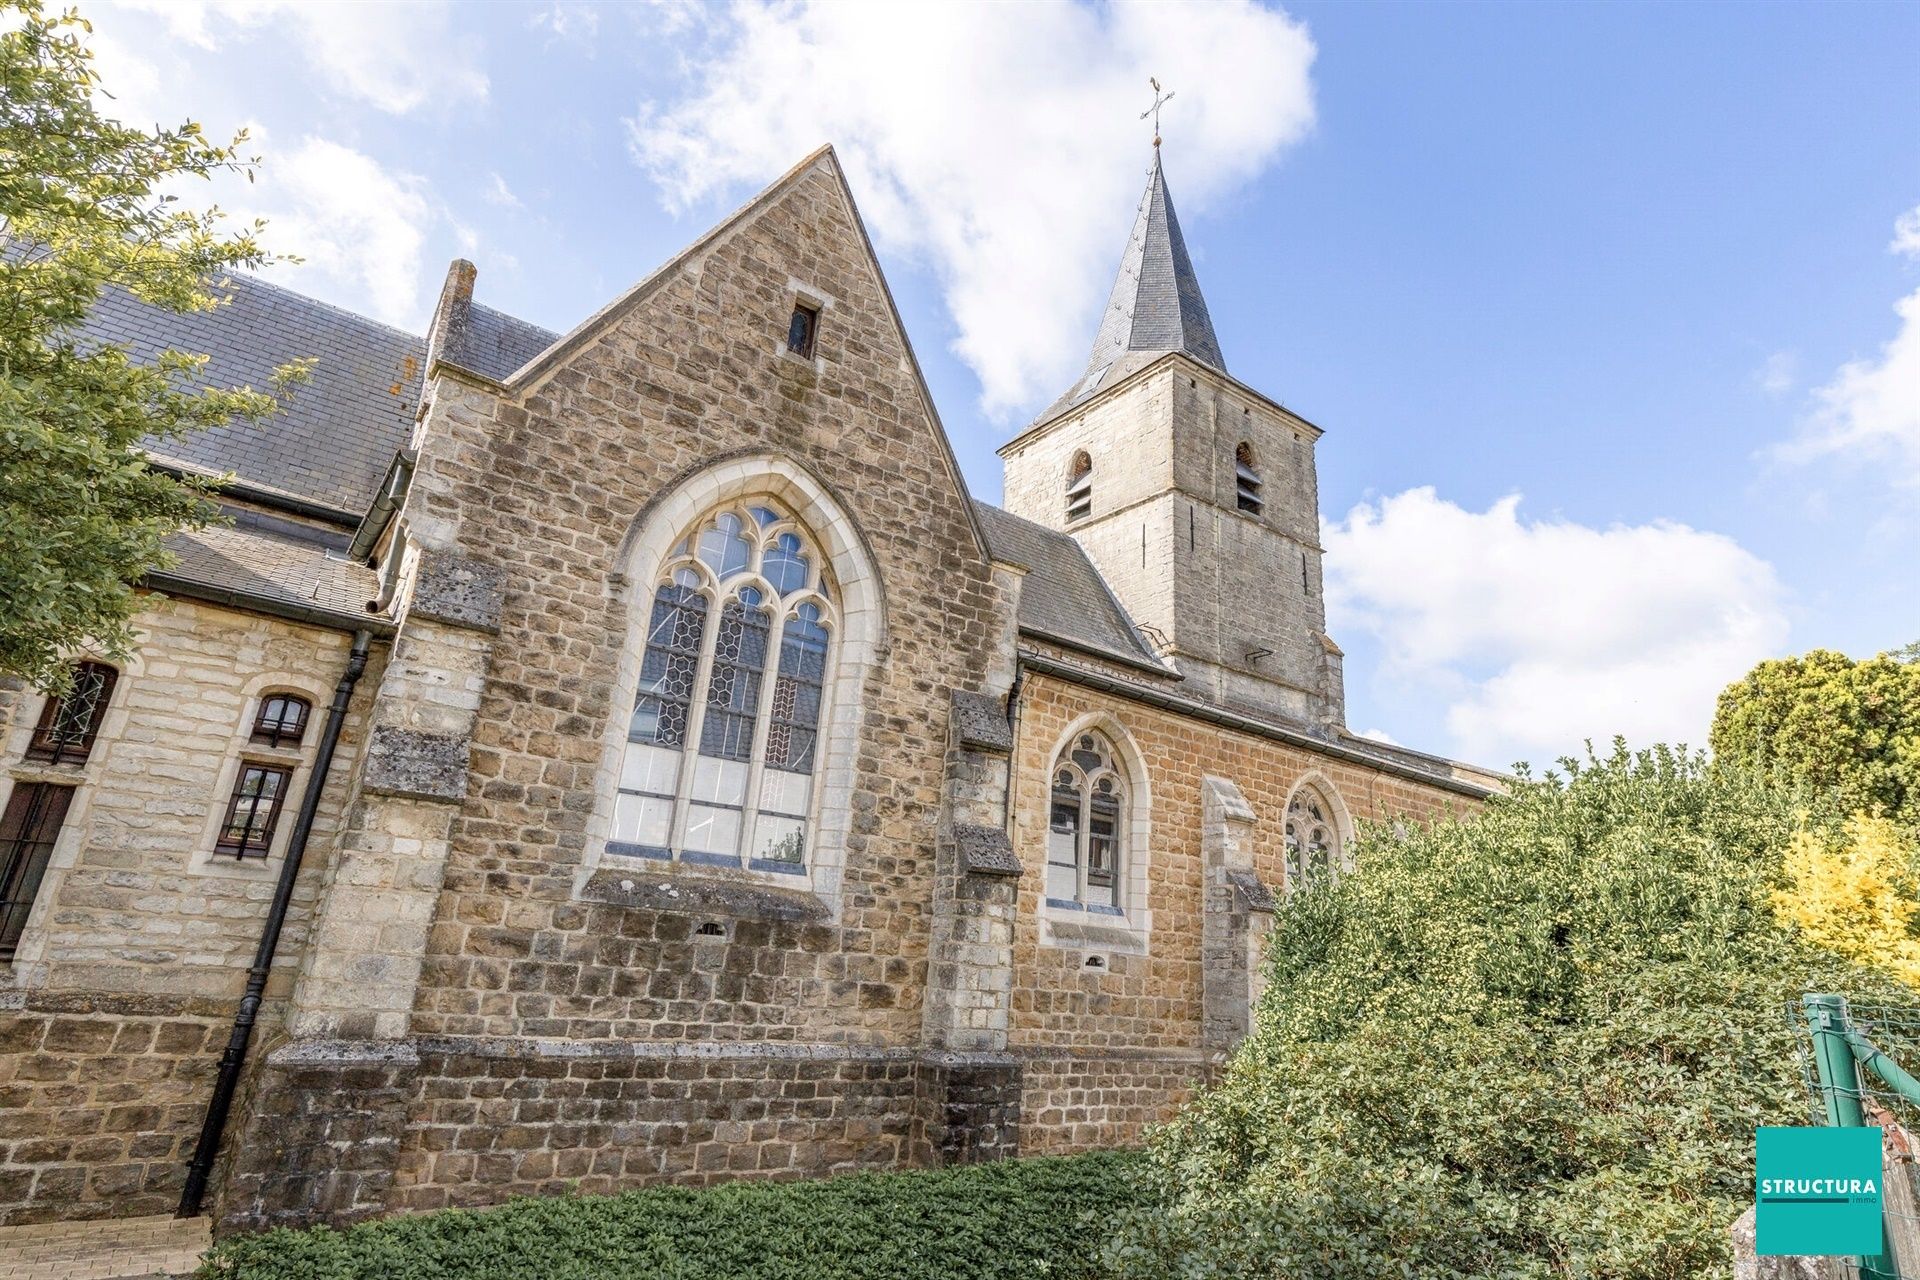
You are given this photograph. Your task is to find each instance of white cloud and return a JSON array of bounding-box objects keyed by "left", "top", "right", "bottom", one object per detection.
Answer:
[
  {"left": 1356, "top": 727, "right": 1402, "bottom": 747},
  {"left": 626, "top": 0, "right": 1316, "bottom": 417},
  {"left": 237, "top": 137, "right": 435, "bottom": 327},
  {"left": 485, "top": 172, "right": 525, "bottom": 210},
  {"left": 1756, "top": 349, "right": 1798, "bottom": 397},
  {"left": 530, "top": 3, "right": 600, "bottom": 47},
  {"left": 1777, "top": 204, "right": 1920, "bottom": 486},
  {"left": 1894, "top": 206, "right": 1920, "bottom": 259},
  {"left": 107, "top": 0, "right": 487, "bottom": 115},
  {"left": 1323, "top": 488, "right": 1788, "bottom": 768}
]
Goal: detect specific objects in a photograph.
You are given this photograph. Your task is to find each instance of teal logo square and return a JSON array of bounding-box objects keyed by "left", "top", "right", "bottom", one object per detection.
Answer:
[{"left": 1756, "top": 1126, "right": 1884, "bottom": 1255}]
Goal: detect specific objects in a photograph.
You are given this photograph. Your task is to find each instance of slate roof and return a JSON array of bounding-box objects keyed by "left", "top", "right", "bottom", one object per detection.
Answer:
[
  {"left": 1033, "top": 152, "right": 1226, "bottom": 428},
  {"left": 154, "top": 522, "right": 383, "bottom": 630},
  {"left": 75, "top": 273, "right": 426, "bottom": 515},
  {"left": 445, "top": 302, "right": 559, "bottom": 383},
  {"left": 972, "top": 501, "right": 1164, "bottom": 670},
  {"left": 73, "top": 265, "right": 1164, "bottom": 667}
]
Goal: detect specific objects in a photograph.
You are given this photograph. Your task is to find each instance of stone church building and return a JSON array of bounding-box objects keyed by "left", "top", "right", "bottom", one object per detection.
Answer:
[{"left": 0, "top": 146, "right": 1499, "bottom": 1231}]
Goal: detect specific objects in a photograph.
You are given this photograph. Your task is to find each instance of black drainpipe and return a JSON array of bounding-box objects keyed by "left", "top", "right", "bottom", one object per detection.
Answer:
[
  {"left": 1001, "top": 664, "right": 1025, "bottom": 830},
  {"left": 177, "top": 628, "right": 373, "bottom": 1219}
]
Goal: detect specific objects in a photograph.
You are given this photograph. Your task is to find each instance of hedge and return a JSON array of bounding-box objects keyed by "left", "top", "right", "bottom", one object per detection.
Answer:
[{"left": 197, "top": 1150, "right": 1148, "bottom": 1280}]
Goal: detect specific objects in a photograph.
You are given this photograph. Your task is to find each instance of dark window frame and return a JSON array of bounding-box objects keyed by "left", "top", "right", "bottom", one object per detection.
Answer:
[
  {"left": 25, "top": 662, "right": 118, "bottom": 767},
  {"left": 250, "top": 694, "right": 312, "bottom": 749},
  {"left": 0, "top": 782, "right": 76, "bottom": 960},
  {"left": 786, "top": 302, "right": 821, "bottom": 360},
  {"left": 214, "top": 763, "right": 294, "bottom": 860}
]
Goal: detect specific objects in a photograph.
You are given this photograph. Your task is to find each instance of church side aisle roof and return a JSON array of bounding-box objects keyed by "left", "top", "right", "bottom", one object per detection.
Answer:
[
  {"left": 76, "top": 273, "right": 431, "bottom": 516},
  {"left": 971, "top": 501, "right": 1164, "bottom": 671}
]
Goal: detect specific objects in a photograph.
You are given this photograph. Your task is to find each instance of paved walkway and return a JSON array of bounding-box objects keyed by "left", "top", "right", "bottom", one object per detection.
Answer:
[{"left": 0, "top": 1215, "right": 209, "bottom": 1280}]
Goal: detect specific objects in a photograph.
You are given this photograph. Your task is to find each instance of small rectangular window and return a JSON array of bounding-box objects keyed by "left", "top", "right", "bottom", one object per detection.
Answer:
[
  {"left": 216, "top": 764, "right": 293, "bottom": 859},
  {"left": 251, "top": 695, "right": 311, "bottom": 749},
  {"left": 25, "top": 662, "right": 117, "bottom": 766},
  {"left": 786, "top": 303, "right": 820, "bottom": 360}
]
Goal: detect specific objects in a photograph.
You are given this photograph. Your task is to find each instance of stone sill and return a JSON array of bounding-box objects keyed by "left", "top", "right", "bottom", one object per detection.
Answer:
[
  {"left": 1039, "top": 907, "right": 1150, "bottom": 958},
  {"left": 578, "top": 865, "right": 829, "bottom": 925}
]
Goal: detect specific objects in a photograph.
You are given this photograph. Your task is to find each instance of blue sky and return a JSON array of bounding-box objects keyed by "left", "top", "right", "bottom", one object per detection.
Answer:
[{"left": 87, "top": 0, "right": 1920, "bottom": 769}]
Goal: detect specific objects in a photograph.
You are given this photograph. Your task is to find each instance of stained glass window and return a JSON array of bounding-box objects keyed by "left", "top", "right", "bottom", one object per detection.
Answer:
[{"left": 612, "top": 503, "right": 836, "bottom": 871}]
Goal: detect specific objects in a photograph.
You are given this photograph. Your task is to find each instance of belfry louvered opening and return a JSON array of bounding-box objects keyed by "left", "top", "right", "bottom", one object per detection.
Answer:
[
  {"left": 1065, "top": 451, "right": 1093, "bottom": 522},
  {"left": 1234, "top": 441, "right": 1263, "bottom": 514}
]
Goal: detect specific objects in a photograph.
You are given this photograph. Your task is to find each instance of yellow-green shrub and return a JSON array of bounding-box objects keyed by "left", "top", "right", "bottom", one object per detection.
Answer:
[{"left": 1775, "top": 812, "right": 1920, "bottom": 990}]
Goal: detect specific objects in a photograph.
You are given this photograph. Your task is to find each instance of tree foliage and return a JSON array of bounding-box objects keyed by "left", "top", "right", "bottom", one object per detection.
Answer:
[
  {"left": 0, "top": 0, "right": 304, "bottom": 691},
  {"left": 1109, "top": 745, "right": 1910, "bottom": 1279},
  {"left": 1775, "top": 812, "right": 1920, "bottom": 990},
  {"left": 1710, "top": 647, "right": 1920, "bottom": 819}
]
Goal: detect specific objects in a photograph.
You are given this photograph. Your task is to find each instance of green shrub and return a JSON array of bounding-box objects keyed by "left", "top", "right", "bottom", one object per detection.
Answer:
[
  {"left": 1108, "top": 745, "right": 1912, "bottom": 1280},
  {"left": 198, "top": 1150, "right": 1147, "bottom": 1280}
]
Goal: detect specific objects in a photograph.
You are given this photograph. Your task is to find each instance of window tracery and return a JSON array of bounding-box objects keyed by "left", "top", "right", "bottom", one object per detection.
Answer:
[
  {"left": 614, "top": 500, "right": 837, "bottom": 872},
  {"left": 1046, "top": 730, "right": 1128, "bottom": 913},
  {"left": 1284, "top": 783, "right": 1343, "bottom": 887}
]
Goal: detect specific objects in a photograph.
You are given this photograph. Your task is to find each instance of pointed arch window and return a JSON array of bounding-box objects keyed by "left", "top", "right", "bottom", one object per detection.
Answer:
[
  {"left": 1065, "top": 451, "right": 1093, "bottom": 522},
  {"left": 1284, "top": 783, "right": 1342, "bottom": 888},
  {"left": 1235, "top": 441, "right": 1263, "bottom": 514},
  {"left": 1046, "top": 731, "right": 1127, "bottom": 914},
  {"left": 613, "top": 500, "right": 837, "bottom": 872}
]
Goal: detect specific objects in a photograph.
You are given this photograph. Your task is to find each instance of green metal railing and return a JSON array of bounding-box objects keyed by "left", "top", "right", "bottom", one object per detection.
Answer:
[{"left": 1803, "top": 994, "right": 1920, "bottom": 1279}]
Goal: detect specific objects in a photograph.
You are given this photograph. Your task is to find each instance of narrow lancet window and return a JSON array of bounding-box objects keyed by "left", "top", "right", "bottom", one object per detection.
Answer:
[
  {"left": 1044, "top": 731, "right": 1127, "bottom": 913},
  {"left": 787, "top": 303, "right": 820, "bottom": 359}
]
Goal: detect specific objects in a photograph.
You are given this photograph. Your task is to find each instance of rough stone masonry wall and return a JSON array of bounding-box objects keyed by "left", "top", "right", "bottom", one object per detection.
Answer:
[
  {"left": 1007, "top": 670, "right": 1477, "bottom": 1152},
  {"left": 0, "top": 991, "right": 229, "bottom": 1225},
  {"left": 215, "top": 154, "right": 1013, "bottom": 1230},
  {"left": 0, "top": 595, "right": 380, "bottom": 1226},
  {"left": 406, "top": 157, "right": 999, "bottom": 1048},
  {"left": 999, "top": 360, "right": 1337, "bottom": 727}
]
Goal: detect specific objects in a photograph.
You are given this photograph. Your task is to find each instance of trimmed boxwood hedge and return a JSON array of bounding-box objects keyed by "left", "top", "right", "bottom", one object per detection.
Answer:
[{"left": 197, "top": 1151, "right": 1148, "bottom": 1280}]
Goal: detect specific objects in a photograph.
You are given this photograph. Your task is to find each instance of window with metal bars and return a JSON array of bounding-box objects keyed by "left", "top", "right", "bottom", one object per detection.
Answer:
[
  {"left": 0, "top": 782, "right": 75, "bottom": 960},
  {"left": 250, "top": 694, "right": 311, "bottom": 748},
  {"left": 24, "top": 662, "right": 117, "bottom": 766},
  {"left": 1234, "top": 441, "right": 1263, "bottom": 514},
  {"left": 215, "top": 764, "right": 292, "bottom": 859}
]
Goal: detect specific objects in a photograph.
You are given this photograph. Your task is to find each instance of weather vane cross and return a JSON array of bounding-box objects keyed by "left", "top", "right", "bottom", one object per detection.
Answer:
[{"left": 1141, "top": 77, "right": 1174, "bottom": 149}]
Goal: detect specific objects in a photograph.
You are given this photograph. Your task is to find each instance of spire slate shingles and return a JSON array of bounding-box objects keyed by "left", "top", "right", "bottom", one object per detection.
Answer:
[{"left": 1032, "top": 152, "right": 1226, "bottom": 427}]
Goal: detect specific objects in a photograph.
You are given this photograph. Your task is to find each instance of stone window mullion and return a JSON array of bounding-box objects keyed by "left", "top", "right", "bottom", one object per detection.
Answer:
[
  {"left": 1075, "top": 786, "right": 1091, "bottom": 904},
  {"left": 737, "top": 609, "right": 788, "bottom": 861},
  {"left": 667, "top": 589, "right": 725, "bottom": 855}
]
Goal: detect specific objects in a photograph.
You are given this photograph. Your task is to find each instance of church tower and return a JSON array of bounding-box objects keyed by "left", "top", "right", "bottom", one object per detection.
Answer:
[{"left": 999, "top": 151, "right": 1344, "bottom": 730}]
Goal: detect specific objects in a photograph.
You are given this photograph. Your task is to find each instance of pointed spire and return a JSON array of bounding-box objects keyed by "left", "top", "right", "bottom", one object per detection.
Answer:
[{"left": 1083, "top": 151, "right": 1226, "bottom": 378}]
